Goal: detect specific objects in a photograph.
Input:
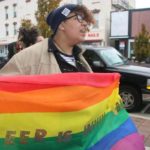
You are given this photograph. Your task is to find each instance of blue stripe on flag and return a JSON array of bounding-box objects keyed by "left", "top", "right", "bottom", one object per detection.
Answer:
[{"left": 88, "top": 117, "right": 137, "bottom": 150}]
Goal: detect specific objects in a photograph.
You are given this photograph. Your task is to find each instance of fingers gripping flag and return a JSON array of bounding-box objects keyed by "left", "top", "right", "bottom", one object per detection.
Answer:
[{"left": 0, "top": 73, "right": 144, "bottom": 150}]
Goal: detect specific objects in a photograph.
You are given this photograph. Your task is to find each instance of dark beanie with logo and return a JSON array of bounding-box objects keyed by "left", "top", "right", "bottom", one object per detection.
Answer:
[{"left": 46, "top": 4, "right": 77, "bottom": 34}]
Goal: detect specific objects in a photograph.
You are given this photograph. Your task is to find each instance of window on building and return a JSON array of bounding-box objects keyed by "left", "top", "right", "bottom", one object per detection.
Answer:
[
  {"left": 5, "top": 24, "right": 9, "bottom": 36},
  {"left": 26, "top": 0, "right": 31, "bottom": 2},
  {"left": 5, "top": 6, "right": 8, "bottom": 20},
  {"left": 92, "top": 0, "right": 101, "bottom": 4},
  {"left": 77, "top": 0, "right": 82, "bottom": 4},
  {"left": 92, "top": 9, "right": 100, "bottom": 29},
  {"left": 13, "top": 22, "right": 17, "bottom": 35},
  {"left": 13, "top": 3, "right": 17, "bottom": 18}
]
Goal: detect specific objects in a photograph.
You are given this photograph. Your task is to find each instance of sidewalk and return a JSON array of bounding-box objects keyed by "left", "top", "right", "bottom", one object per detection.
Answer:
[
  {"left": 129, "top": 61, "right": 150, "bottom": 68},
  {"left": 130, "top": 114, "right": 150, "bottom": 147}
]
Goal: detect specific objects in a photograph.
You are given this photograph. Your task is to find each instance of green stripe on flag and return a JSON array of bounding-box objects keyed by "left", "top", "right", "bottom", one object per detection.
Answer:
[{"left": 0, "top": 109, "right": 128, "bottom": 150}]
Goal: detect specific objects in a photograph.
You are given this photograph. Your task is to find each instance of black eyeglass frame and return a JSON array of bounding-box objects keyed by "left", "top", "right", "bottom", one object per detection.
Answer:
[
  {"left": 64, "top": 14, "right": 91, "bottom": 31},
  {"left": 65, "top": 14, "right": 85, "bottom": 23}
]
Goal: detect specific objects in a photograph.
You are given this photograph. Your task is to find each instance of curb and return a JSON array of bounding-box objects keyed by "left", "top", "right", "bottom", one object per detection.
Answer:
[{"left": 130, "top": 113, "right": 150, "bottom": 120}]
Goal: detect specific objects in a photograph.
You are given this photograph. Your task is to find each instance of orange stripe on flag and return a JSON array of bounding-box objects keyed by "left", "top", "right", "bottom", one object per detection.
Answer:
[{"left": 0, "top": 84, "right": 118, "bottom": 113}]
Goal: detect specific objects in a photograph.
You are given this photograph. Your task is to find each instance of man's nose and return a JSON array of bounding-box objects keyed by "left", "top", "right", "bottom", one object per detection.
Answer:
[
  {"left": 82, "top": 19, "right": 88, "bottom": 25},
  {"left": 81, "top": 21, "right": 90, "bottom": 31}
]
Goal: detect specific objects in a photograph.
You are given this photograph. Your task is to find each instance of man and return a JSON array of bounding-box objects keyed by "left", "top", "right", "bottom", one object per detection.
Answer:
[
  {"left": 0, "top": 4, "right": 95, "bottom": 75},
  {"left": 16, "top": 27, "right": 44, "bottom": 52}
]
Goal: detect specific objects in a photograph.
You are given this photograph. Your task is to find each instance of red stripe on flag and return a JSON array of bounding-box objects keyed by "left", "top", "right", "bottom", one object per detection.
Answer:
[{"left": 0, "top": 73, "right": 120, "bottom": 92}]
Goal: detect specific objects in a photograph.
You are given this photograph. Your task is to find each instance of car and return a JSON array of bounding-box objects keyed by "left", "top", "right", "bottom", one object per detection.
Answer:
[
  {"left": 145, "top": 57, "right": 150, "bottom": 64},
  {"left": 0, "top": 56, "right": 8, "bottom": 69},
  {"left": 83, "top": 46, "right": 150, "bottom": 112}
]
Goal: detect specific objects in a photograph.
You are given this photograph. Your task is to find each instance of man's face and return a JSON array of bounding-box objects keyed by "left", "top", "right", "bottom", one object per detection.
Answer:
[
  {"left": 60, "top": 12, "right": 90, "bottom": 44},
  {"left": 16, "top": 41, "right": 23, "bottom": 52}
]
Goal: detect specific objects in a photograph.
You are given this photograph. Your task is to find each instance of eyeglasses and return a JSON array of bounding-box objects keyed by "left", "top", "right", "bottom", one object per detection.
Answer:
[
  {"left": 65, "top": 14, "right": 85, "bottom": 23},
  {"left": 65, "top": 14, "right": 91, "bottom": 31}
]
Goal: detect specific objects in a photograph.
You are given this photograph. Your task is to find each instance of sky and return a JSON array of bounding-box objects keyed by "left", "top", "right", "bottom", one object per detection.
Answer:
[{"left": 135, "top": 0, "right": 150, "bottom": 8}]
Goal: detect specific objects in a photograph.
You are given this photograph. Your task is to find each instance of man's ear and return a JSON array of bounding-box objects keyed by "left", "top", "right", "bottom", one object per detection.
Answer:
[{"left": 58, "top": 22, "right": 65, "bottom": 31}]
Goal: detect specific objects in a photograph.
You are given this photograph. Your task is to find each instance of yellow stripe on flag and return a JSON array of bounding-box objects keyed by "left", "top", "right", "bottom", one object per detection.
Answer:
[{"left": 0, "top": 88, "right": 120, "bottom": 138}]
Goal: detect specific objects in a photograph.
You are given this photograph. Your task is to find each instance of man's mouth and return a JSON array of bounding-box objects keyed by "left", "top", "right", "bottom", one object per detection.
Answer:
[{"left": 80, "top": 28, "right": 87, "bottom": 34}]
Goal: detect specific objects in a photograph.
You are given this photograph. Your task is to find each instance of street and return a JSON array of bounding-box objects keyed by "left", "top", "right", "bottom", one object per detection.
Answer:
[{"left": 130, "top": 95, "right": 150, "bottom": 148}]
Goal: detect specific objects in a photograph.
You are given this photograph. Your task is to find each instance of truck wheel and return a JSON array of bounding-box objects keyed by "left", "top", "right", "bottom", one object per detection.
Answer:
[{"left": 119, "top": 85, "right": 142, "bottom": 112}]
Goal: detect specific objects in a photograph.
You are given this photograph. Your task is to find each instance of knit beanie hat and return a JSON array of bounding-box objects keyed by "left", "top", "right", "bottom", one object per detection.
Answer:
[{"left": 46, "top": 4, "right": 77, "bottom": 34}]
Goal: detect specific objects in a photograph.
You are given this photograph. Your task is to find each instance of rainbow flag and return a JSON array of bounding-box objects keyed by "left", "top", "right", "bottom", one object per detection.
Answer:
[{"left": 0, "top": 73, "right": 144, "bottom": 150}]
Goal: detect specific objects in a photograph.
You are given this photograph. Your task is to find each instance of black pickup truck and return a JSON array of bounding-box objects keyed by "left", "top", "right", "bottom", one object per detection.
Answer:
[{"left": 83, "top": 46, "right": 150, "bottom": 112}]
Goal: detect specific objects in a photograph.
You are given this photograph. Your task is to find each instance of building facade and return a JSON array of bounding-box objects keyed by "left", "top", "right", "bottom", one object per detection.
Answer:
[
  {"left": 110, "top": 8, "right": 150, "bottom": 58},
  {"left": 0, "top": 0, "right": 37, "bottom": 57},
  {"left": 0, "top": 0, "right": 135, "bottom": 57}
]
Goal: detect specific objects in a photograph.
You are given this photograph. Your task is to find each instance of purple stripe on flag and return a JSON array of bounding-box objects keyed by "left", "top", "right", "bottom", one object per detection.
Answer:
[
  {"left": 88, "top": 118, "right": 141, "bottom": 150},
  {"left": 111, "top": 133, "right": 145, "bottom": 150}
]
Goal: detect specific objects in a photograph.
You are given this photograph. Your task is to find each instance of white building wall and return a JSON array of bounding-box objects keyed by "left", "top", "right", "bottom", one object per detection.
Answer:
[
  {"left": 0, "top": 0, "right": 136, "bottom": 56},
  {"left": 0, "top": 3, "right": 6, "bottom": 39},
  {"left": 17, "top": 0, "right": 38, "bottom": 25},
  {"left": 99, "top": 0, "right": 112, "bottom": 45},
  {"left": 0, "top": 0, "right": 37, "bottom": 45},
  {"left": 0, "top": 0, "right": 38, "bottom": 57},
  {"left": 128, "top": 0, "right": 136, "bottom": 8}
]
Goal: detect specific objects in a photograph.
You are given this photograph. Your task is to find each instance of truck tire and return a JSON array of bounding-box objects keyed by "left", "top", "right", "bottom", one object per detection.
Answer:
[{"left": 119, "top": 85, "right": 142, "bottom": 112}]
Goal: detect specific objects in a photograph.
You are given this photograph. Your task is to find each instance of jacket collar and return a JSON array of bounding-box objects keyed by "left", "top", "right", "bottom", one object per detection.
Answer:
[{"left": 48, "top": 38, "right": 82, "bottom": 56}]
